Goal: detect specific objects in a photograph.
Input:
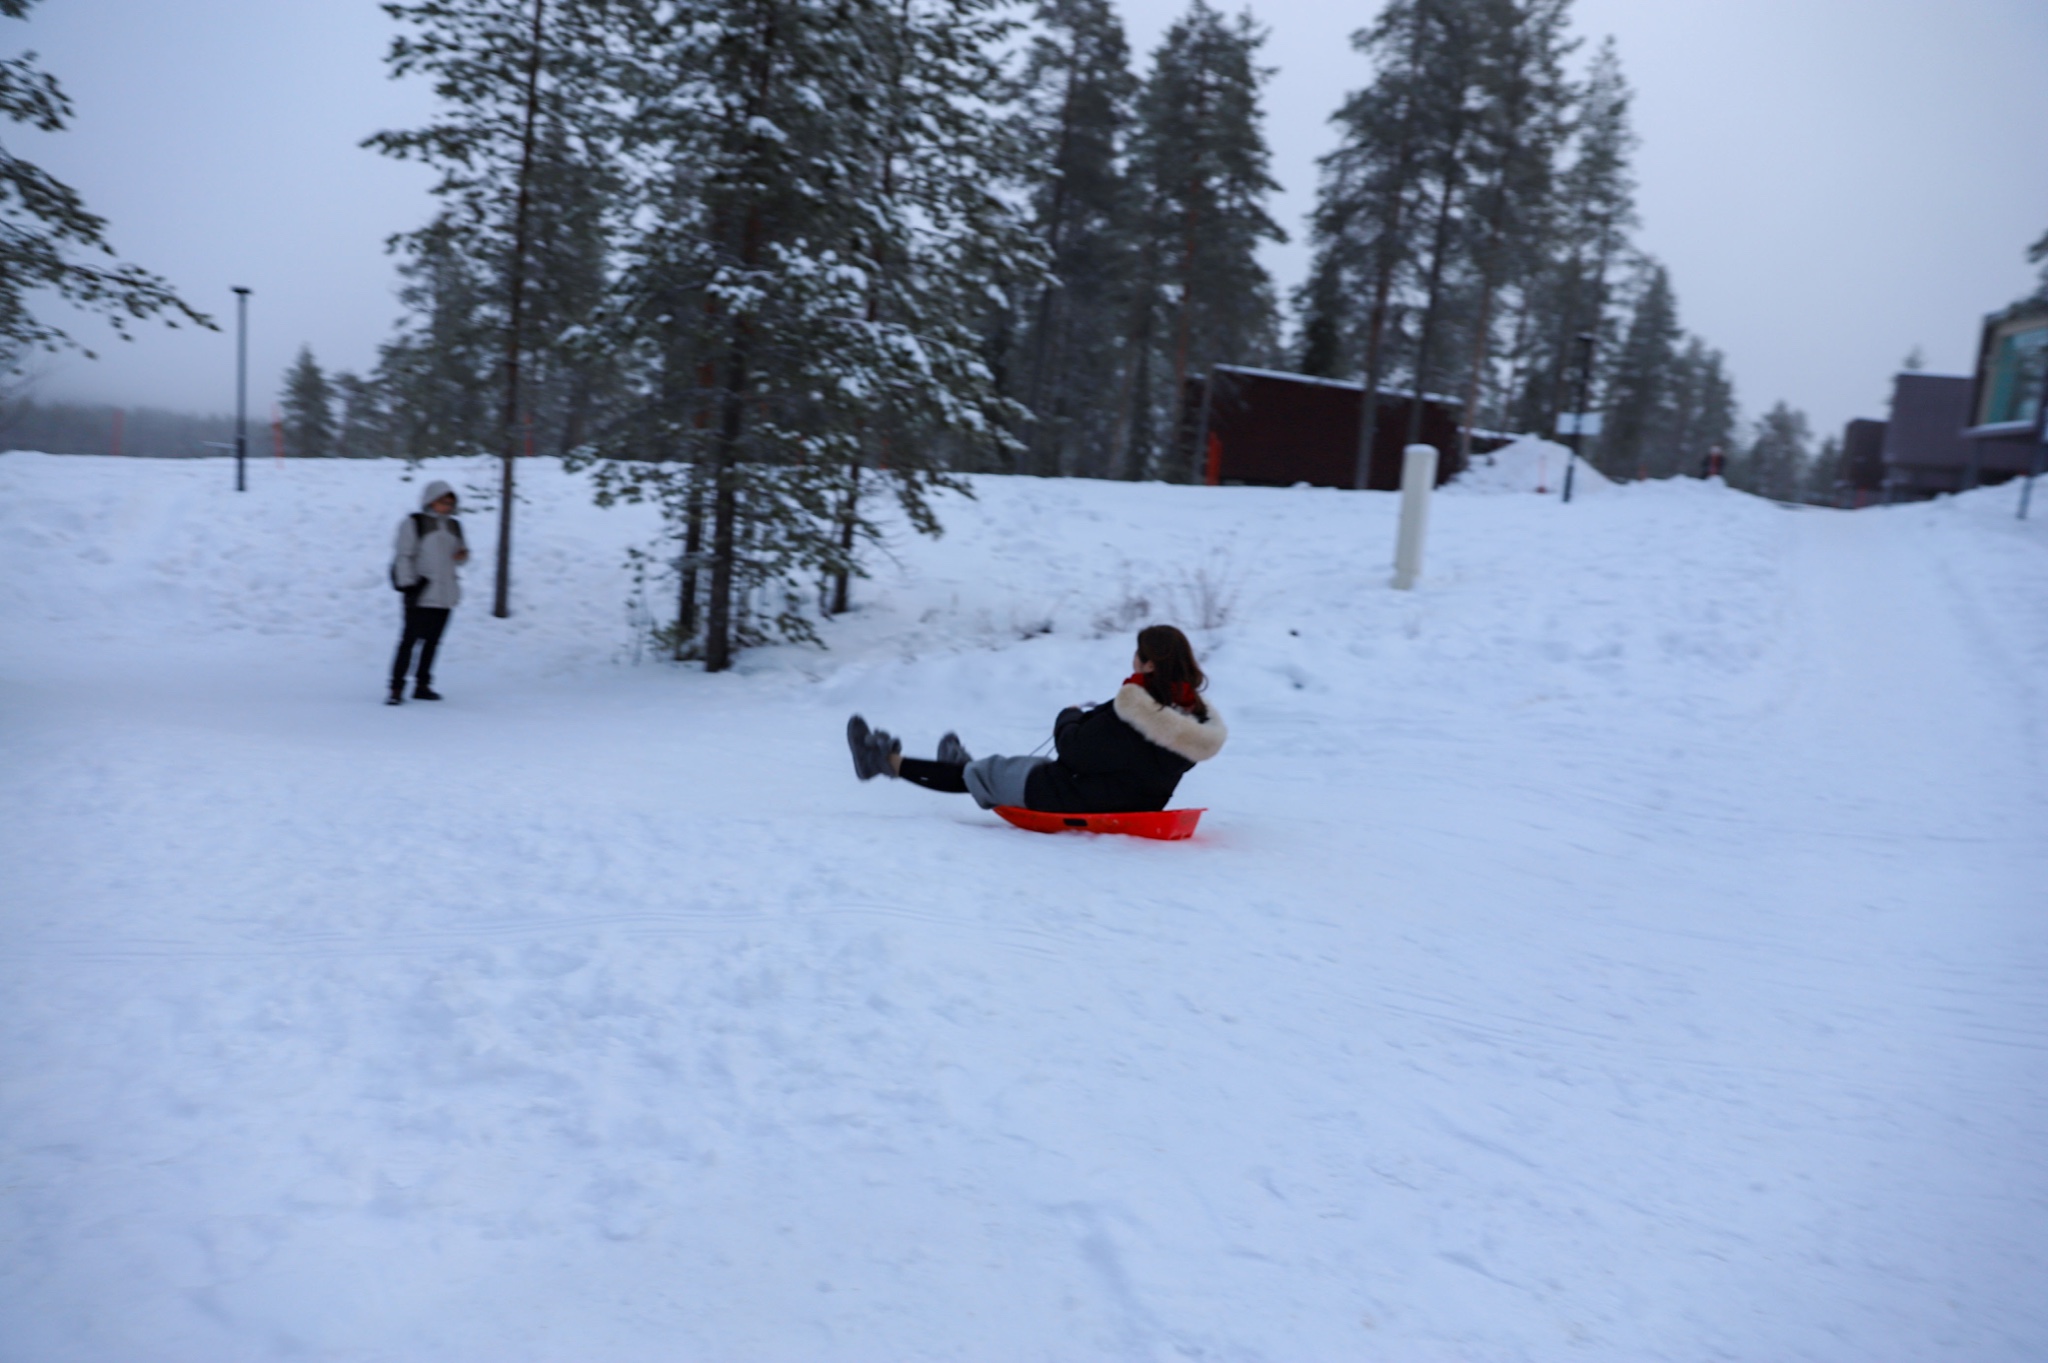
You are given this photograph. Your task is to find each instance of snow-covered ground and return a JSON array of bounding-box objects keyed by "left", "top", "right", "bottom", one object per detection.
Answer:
[{"left": 2, "top": 447, "right": 2044, "bottom": 1362}]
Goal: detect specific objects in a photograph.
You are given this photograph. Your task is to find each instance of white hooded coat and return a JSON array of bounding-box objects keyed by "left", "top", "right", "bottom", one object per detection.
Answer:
[{"left": 391, "top": 480, "right": 466, "bottom": 610}]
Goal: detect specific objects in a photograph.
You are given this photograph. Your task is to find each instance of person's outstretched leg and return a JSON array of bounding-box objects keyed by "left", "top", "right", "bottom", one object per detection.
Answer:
[
  {"left": 848, "top": 716, "right": 973, "bottom": 793},
  {"left": 897, "top": 758, "right": 968, "bottom": 793}
]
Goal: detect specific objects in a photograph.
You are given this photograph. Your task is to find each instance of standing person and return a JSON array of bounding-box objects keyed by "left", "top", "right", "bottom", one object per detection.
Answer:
[
  {"left": 387, "top": 480, "right": 468, "bottom": 705},
  {"left": 846, "top": 624, "right": 1227, "bottom": 813}
]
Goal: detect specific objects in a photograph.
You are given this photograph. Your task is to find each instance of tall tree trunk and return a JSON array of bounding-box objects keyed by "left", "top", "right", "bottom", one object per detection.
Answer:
[
  {"left": 830, "top": 463, "right": 858, "bottom": 615},
  {"left": 1117, "top": 305, "right": 1155, "bottom": 480},
  {"left": 703, "top": 334, "right": 748, "bottom": 674},
  {"left": 1352, "top": 5, "right": 1427, "bottom": 491},
  {"left": 704, "top": 7, "right": 777, "bottom": 669},
  {"left": 1459, "top": 175, "right": 1512, "bottom": 465},
  {"left": 1025, "top": 53, "right": 1080, "bottom": 478},
  {"left": 1167, "top": 64, "right": 1212, "bottom": 484},
  {"left": 674, "top": 467, "right": 703, "bottom": 659},
  {"left": 1108, "top": 244, "right": 1156, "bottom": 481},
  {"left": 1354, "top": 254, "right": 1399, "bottom": 490},
  {"left": 830, "top": 0, "right": 910, "bottom": 613},
  {"left": 492, "top": 0, "right": 548, "bottom": 619},
  {"left": 1169, "top": 197, "right": 1200, "bottom": 482},
  {"left": 1459, "top": 279, "right": 1497, "bottom": 465},
  {"left": 1404, "top": 158, "right": 1462, "bottom": 451}
]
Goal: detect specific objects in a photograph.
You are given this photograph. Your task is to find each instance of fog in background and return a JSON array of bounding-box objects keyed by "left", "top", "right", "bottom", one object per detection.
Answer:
[{"left": 10, "top": 0, "right": 2046, "bottom": 446}]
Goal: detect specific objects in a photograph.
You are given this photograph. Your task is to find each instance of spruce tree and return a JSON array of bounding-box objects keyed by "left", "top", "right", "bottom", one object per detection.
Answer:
[
  {"left": 280, "top": 346, "right": 337, "bottom": 458},
  {"left": 370, "top": 0, "right": 621, "bottom": 615},
  {"left": 1451, "top": 0, "right": 1572, "bottom": 462},
  {"left": 0, "top": 0, "right": 210, "bottom": 376},
  {"left": 1305, "top": 0, "right": 1470, "bottom": 485},
  {"left": 1804, "top": 433, "right": 1844, "bottom": 505},
  {"left": 332, "top": 371, "right": 390, "bottom": 458},
  {"left": 1662, "top": 337, "right": 1736, "bottom": 479},
  {"left": 588, "top": 0, "right": 1034, "bottom": 671},
  {"left": 370, "top": 223, "right": 499, "bottom": 461},
  {"left": 1595, "top": 260, "right": 1677, "bottom": 479},
  {"left": 1011, "top": 0, "right": 1139, "bottom": 477},
  {"left": 1393, "top": 0, "right": 1491, "bottom": 453},
  {"left": 1509, "top": 37, "right": 1635, "bottom": 437},
  {"left": 1120, "top": 0, "right": 1282, "bottom": 481},
  {"left": 1736, "top": 400, "right": 1810, "bottom": 502}
]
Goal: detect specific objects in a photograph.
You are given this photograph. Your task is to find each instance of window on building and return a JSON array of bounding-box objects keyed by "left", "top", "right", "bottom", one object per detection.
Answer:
[{"left": 1980, "top": 319, "right": 2048, "bottom": 427}]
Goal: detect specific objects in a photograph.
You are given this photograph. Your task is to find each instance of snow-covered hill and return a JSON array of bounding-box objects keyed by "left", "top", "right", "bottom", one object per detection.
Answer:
[{"left": 3, "top": 450, "right": 2044, "bottom": 1361}]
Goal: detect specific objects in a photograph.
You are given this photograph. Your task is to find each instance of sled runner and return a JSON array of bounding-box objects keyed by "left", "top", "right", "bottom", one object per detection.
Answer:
[{"left": 993, "top": 805, "right": 1204, "bottom": 841}]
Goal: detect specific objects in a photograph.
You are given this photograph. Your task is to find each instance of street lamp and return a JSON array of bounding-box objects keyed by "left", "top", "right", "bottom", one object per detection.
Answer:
[
  {"left": 232, "top": 286, "right": 251, "bottom": 492},
  {"left": 2020, "top": 359, "right": 2048, "bottom": 521}
]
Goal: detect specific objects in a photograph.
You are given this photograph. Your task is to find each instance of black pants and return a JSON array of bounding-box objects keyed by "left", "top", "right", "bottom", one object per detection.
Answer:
[
  {"left": 897, "top": 757, "right": 968, "bottom": 793},
  {"left": 391, "top": 603, "right": 451, "bottom": 691}
]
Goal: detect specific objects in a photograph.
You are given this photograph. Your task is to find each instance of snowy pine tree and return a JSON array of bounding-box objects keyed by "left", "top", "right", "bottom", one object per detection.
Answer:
[
  {"left": 1451, "top": 0, "right": 1573, "bottom": 462},
  {"left": 331, "top": 371, "right": 391, "bottom": 459},
  {"left": 1804, "top": 433, "right": 1844, "bottom": 505},
  {"left": 1010, "top": 0, "right": 1140, "bottom": 478},
  {"left": 1735, "top": 401, "right": 1810, "bottom": 503},
  {"left": 585, "top": 0, "right": 1036, "bottom": 671},
  {"left": 1120, "top": 0, "right": 1282, "bottom": 481},
  {"left": 1663, "top": 337, "right": 1737, "bottom": 479},
  {"left": 279, "top": 346, "right": 336, "bottom": 458},
  {"left": 1509, "top": 37, "right": 1635, "bottom": 437},
  {"left": 369, "top": 0, "right": 622, "bottom": 613},
  {"left": 1595, "top": 261, "right": 1677, "bottom": 479},
  {"left": 369, "top": 224, "right": 499, "bottom": 462},
  {"left": 1302, "top": 0, "right": 1431, "bottom": 485}
]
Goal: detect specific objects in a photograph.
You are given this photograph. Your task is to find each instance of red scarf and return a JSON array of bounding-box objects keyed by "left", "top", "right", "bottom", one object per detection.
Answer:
[{"left": 1126, "top": 673, "right": 1202, "bottom": 713}]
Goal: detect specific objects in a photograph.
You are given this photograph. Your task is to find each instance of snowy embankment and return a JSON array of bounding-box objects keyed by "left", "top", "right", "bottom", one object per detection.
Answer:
[{"left": 2, "top": 447, "right": 2044, "bottom": 1362}]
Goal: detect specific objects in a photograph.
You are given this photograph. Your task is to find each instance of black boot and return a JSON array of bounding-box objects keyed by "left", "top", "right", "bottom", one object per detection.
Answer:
[
  {"left": 385, "top": 687, "right": 404, "bottom": 706},
  {"left": 413, "top": 683, "right": 442, "bottom": 701},
  {"left": 846, "top": 715, "right": 900, "bottom": 781}
]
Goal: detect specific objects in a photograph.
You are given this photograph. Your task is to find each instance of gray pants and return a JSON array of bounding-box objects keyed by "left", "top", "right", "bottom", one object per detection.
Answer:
[{"left": 962, "top": 755, "right": 1050, "bottom": 810}]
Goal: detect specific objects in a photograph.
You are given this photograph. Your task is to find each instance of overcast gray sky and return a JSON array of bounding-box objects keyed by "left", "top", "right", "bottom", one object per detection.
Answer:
[{"left": 11, "top": 0, "right": 2046, "bottom": 446}]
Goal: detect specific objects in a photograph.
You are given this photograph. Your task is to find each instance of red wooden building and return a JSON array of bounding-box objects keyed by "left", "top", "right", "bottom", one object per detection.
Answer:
[{"left": 1180, "top": 364, "right": 1501, "bottom": 490}]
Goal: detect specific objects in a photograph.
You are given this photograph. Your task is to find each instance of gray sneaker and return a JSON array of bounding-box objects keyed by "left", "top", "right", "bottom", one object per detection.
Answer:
[
  {"left": 936, "top": 731, "right": 972, "bottom": 766},
  {"left": 846, "top": 715, "right": 901, "bottom": 781}
]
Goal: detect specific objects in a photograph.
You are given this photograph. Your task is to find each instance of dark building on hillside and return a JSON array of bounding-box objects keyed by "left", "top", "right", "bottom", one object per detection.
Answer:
[
  {"left": 1880, "top": 373, "right": 1977, "bottom": 500},
  {"left": 1839, "top": 300, "right": 2048, "bottom": 505},
  {"left": 1179, "top": 364, "right": 1505, "bottom": 491},
  {"left": 1962, "top": 298, "right": 2048, "bottom": 486}
]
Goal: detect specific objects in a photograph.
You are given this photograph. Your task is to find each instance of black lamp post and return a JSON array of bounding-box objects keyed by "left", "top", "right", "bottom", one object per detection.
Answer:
[
  {"left": 1562, "top": 331, "right": 1596, "bottom": 505},
  {"left": 232, "top": 286, "right": 250, "bottom": 492}
]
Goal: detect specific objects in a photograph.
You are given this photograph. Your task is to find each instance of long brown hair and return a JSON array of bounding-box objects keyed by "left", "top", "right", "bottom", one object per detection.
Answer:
[{"left": 1135, "top": 624, "right": 1207, "bottom": 719}]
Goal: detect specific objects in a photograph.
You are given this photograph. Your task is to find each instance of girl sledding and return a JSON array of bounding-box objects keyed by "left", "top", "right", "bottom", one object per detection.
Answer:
[{"left": 847, "top": 625, "right": 1226, "bottom": 838}]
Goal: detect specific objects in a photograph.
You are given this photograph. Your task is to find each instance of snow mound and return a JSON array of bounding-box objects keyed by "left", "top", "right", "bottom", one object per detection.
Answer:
[{"left": 1453, "top": 432, "right": 1613, "bottom": 494}]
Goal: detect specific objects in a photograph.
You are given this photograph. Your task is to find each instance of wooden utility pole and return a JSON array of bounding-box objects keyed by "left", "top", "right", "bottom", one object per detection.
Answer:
[{"left": 493, "top": 0, "right": 548, "bottom": 619}]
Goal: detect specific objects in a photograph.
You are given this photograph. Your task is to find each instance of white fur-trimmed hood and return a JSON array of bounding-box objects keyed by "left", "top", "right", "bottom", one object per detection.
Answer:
[{"left": 1112, "top": 683, "right": 1227, "bottom": 763}]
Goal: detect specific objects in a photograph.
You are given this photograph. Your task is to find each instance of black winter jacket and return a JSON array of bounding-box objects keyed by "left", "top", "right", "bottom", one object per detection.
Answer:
[{"left": 1022, "top": 683, "right": 1228, "bottom": 813}]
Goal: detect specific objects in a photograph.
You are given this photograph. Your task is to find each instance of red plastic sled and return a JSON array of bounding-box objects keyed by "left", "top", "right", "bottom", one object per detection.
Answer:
[{"left": 993, "top": 806, "right": 1204, "bottom": 841}]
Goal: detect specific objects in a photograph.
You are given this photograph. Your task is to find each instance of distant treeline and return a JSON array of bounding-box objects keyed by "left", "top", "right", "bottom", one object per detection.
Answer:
[{"left": 0, "top": 401, "right": 254, "bottom": 460}]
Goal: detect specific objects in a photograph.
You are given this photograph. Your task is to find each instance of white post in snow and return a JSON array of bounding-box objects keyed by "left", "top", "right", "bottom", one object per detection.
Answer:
[{"left": 1391, "top": 443, "right": 1438, "bottom": 591}]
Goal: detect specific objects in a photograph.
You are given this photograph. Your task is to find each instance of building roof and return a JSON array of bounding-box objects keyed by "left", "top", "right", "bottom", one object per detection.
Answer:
[{"left": 1211, "top": 364, "right": 1463, "bottom": 408}]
